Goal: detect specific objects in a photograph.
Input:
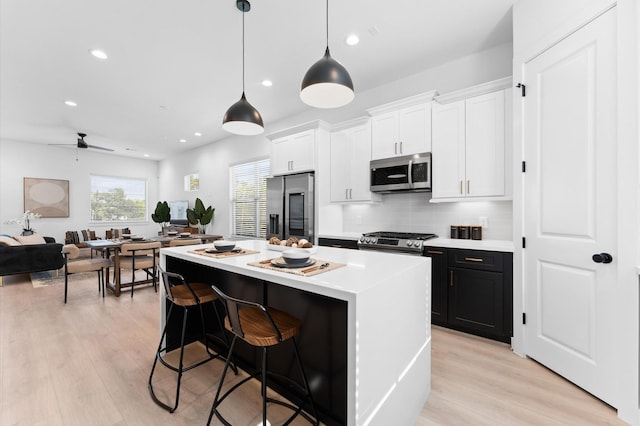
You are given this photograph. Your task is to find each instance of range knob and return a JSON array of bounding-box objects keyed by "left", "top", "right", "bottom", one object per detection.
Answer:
[
  {"left": 406, "top": 240, "right": 414, "bottom": 246},
  {"left": 360, "top": 236, "right": 366, "bottom": 242}
]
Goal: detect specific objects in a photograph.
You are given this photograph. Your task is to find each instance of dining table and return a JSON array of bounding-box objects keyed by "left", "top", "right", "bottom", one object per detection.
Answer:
[{"left": 83, "top": 234, "right": 223, "bottom": 296}]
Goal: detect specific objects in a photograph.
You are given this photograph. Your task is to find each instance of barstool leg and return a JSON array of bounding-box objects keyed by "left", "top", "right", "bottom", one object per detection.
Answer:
[
  {"left": 207, "top": 335, "right": 238, "bottom": 426},
  {"left": 291, "top": 336, "right": 320, "bottom": 425},
  {"left": 262, "top": 347, "right": 268, "bottom": 426},
  {"left": 171, "top": 306, "right": 189, "bottom": 412},
  {"left": 149, "top": 303, "right": 177, "bottom": 412}
]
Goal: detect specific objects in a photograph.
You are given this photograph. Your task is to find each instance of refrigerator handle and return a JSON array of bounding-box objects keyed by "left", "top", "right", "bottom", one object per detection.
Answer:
[{"left": 269, "top": 214, "right": 279, "bottom": 235}]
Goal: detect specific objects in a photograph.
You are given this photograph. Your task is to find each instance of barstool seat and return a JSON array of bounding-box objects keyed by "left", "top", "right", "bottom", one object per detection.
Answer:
[
  {"left": 148, "top": 267, "right": 234, "bottom": 413},
  {"left": 207, "top": 285, "right": 318, "bottom": 426}
]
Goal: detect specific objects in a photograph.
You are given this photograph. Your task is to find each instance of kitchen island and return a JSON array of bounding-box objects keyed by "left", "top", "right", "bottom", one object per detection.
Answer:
[{"left": 159, "top": 240, "right": 431, "bottom": 426}]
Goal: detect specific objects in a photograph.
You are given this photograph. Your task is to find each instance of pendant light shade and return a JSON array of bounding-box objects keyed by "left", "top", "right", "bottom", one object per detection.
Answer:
[
  {"left": 223, "top": 92, "right": 264, "bottom": 135},
  {"left": 223, "top": 0, "right": 264, "bottom": 135},
  {"left": 300, "top": 0, "right": 354, "bottom": 109}
]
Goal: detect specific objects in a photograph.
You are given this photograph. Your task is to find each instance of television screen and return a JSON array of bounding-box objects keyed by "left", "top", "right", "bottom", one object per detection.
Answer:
[{"left": 168, "top": 200, "right": 189, "bottom": 225}]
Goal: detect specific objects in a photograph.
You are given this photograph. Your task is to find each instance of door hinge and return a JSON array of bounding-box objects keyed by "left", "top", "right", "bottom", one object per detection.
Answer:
[
  {"left": 522, "top": 237, "right": 526, "bottom": 248},
  {"left": 522, "top": 161, "right": 526, "bottom": 173},
  {"left": 522, "top": 313, "right": 527, "bottom": 324},
  {"left": 516, "top": 83, "right": 526, "bottom": 97}
]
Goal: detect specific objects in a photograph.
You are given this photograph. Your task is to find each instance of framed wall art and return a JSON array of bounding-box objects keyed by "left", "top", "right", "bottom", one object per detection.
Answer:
[{"left": 23, "top": 177, "right": 70, "bottom": 218}]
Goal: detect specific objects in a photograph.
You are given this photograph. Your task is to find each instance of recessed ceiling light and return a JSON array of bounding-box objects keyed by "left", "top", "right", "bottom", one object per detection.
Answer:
[
  {"left": 179, "top": 139, "right": 187, "bottom": 143},
  {"left": 143, "top": 154, "right": 150, "bottom": 158},
  {"left": 90, "top": 49, "right": 108, "bottom": 60},
  {"left": 261, "top": 79, "right": 273, "bottom": 87},
  {"left": 194, "top": 132, "right": 202, "bottom": 137},
  {"left": 64, "top": 100, "right": 77, "bottom": 107},
  {"left": 345, "top": 34, "right": 360, "bottom": 46}
]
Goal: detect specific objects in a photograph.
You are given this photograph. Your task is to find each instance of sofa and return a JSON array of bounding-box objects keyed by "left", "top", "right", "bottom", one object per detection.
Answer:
[{"left": 0, "top": 234, "right": 64, "bottom": 286}]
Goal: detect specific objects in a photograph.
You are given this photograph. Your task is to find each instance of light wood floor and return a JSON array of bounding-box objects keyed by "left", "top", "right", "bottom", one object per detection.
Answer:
[{"left": 0, "top": 273, "right": 625, "bottom": 425}]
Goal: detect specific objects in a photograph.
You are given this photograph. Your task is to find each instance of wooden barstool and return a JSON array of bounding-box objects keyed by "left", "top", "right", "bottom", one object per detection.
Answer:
[
  {"left": 207, "top": 285, "right": 319, "bottom": 426},
  {"left": 148, "top": 267, "right": 234, "bottom": 413}
]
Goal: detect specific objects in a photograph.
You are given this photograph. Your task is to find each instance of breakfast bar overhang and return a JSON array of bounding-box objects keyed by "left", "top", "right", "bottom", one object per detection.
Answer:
[{"left": 159, "top": 240, "right": 431, "bottom": 425}]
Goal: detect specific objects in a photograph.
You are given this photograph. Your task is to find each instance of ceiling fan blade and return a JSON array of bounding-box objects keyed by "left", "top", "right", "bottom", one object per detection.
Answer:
[
  {"left": 86, "top": 144, "right": 114, "bottom": 152},
  {"left": 48, "top": 143, "right": 76, "bottom": 146}
]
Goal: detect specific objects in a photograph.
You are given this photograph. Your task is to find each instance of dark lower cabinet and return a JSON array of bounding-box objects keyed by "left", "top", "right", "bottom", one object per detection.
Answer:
[
  {"left": 318, "top": 237, "right": 359, "bottom": 250},
  {"left": 424, "top": 246, "right": 513, "bottom": 343}
]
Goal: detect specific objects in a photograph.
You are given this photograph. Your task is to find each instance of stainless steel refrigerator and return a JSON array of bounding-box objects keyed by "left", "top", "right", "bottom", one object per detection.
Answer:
[{"left": 266, "top": 172, "right": 314, "bottom": 242}]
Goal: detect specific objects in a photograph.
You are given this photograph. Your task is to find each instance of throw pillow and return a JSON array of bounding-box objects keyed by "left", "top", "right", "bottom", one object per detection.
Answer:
[
  {"left": 81, "top": 229, "right": 90, "bottom": 241},
  {"left": 14, "top": 233, "right": 47, "bottom": 245},
  {"left": 0, "top": 236, "right": 21, "bottom": 246},
  {"left": 67, "top": 231, "right": 80, "bottom": 244}
]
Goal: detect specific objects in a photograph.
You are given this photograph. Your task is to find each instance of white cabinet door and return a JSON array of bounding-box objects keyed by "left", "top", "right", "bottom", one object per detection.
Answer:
[
  {"left": 398, "top": 103, "right": 431, "bottom": 156},
  {"left": 330, "top": 130, "right": 350, "bottom": 202},
  {"left": 370, "top": 103, "right": 431, "bottom": 160},
  {"left": 432, "top": 90, "right": 506, "bottom": 200},
  {"left": 432, "top": 100, "right": 466, "bottom": 198},
  {"left": 370, "top": 112, "right": 398, "bottom": 160},
  {"left": 465, "top": 91, "right": 505, "bottom": 197},
  {"left": 330, "top": 124, "right": 374, "bottom": 202},
  {"left": 271, "top": 130, "right": 315, "bottom": 175}
]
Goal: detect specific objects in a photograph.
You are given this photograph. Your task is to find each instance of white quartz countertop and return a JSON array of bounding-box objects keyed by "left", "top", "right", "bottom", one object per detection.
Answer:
[
  {"left": 317, "top": 232, "right": 363, "bottom": 241},
  {"left": 424, "top": 237, "right": 514, "bottom": 252},
  {"left": 160, "top": 239, "right": 430, "bottom": 302}
]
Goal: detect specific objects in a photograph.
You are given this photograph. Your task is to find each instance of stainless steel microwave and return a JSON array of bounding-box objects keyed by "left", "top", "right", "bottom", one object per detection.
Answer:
[{"left": 370, "top": 152, "right": 432, "bottom": 193}]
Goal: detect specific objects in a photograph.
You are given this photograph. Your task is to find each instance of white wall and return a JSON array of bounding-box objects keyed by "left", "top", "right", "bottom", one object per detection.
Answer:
[
  {"left": 0, "top": 140, "right": 160, "bottom": 243},
  {"left": 159, "top": 42, "right": 514, "bottom": 240}
]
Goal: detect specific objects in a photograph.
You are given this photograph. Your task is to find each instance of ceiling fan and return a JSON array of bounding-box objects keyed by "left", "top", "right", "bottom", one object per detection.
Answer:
[{"left": 49, "top": 133, "right": 114, "bottom": 152}]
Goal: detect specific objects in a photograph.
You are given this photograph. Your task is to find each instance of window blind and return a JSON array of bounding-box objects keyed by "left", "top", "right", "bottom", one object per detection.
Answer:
[{"left": 230, "top": 159, "right": 270, "bottom": 238}]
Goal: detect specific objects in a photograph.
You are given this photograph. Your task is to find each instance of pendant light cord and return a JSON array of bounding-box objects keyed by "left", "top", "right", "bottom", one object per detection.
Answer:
[
  {"left": 325, "top": 0, "right": 329, "bottom": 47},
  {"left": 242, "top": 8, "right": 245, "bottom": 93}
]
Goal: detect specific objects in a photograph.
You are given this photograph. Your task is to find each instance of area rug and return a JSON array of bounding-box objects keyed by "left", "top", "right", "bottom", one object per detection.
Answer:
[{"left": 30, "top": 270, "right": 98, "bottom": 288}]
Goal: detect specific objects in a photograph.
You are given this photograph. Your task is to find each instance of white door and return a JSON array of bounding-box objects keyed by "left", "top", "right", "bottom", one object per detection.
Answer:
[
  {"left": 398, "top": 103, "right": 431, "bottom": 155},
  {"left": 371, "top": 112, "right": 398, "bottom": 160},
  {"left": 523, "top": 8, "right": 617, "bottom": 406}
]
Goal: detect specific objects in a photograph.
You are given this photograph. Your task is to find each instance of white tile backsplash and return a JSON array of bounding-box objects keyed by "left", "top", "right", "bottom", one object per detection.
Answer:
[{"left": 342, "top": 193, "right": 513, "bottom": 240}]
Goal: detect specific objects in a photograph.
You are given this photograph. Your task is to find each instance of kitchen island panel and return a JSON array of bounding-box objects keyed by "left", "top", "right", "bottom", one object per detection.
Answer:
[{"left": 160, "top": 240, "right": 430, "bottom": 425}]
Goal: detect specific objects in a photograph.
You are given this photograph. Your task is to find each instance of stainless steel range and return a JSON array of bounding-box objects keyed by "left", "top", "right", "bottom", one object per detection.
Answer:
[{"left": 357, "top": 231, "right": 438, "bottom": 255}]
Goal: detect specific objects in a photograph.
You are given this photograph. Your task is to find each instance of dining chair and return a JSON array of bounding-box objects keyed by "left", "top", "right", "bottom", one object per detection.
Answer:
[
  {"left": 62, "top": 244, "right": 111, "bottom": 303},
  {"left": 115, "top": 241, "right": 161, "bottom": 297}
]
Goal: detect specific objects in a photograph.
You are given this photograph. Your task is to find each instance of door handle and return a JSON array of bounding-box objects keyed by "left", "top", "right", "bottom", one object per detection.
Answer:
[
  {"left": 592, "top": 253, "right": 613, "bottom": 264},
  {"left": 399, "top": 141, "right": 403, "bottom": 154},
  {"left": 449, "top": 270, "right": 454, "bottom": 286},
  {"left": 394, "top": 142, "right": 398, "bottom": 155}
]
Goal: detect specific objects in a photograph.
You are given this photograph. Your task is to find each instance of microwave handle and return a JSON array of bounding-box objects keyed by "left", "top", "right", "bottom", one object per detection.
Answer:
[{"left": 408, "top": 160, "right": 414, "bottom": 188}]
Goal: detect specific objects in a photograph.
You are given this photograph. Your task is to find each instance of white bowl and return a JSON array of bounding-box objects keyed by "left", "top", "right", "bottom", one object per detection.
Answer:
[
  {"left": 130, "top": 235, "right": 144, "bottom": 241},
  {"left": 179, "top": 232, "right": 191, "bottom": 237},
  {"left": 214, "top": 240, "right": 236, "bottom": 252},
  {"left": 282, "top": 249, "right": 310, "bottom": 264},
  {"left": 167, "top": 231, "right": 178, "bottom": 236}
]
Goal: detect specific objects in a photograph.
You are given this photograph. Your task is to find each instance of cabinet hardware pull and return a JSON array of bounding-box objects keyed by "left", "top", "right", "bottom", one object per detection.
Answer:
[
  {"left": 467, "top": 180, "right": 470, "bottom": 194},
  {"left": 349, "top": 188, "right": 352, "bottom": 199},
  {"left": 459, "top": 181, "right": 463, "bottom": 194},
  {"left": 394, "top": 142, "right": 398, "bottom": 155},
  {"left": 427, "top": 250, "right": 443, "bottom": 255},
  {"left": 399, "top": 141, "right": 403, "bottom": 154},
  {"left": 449, "top": 270, "right": 454, "bottom": 286},
  {"left": 464, "top": 257, "right": 484, "bottom": 262},
  {"left": 345, "top": 188, "right": 348, "bottom": 199}
]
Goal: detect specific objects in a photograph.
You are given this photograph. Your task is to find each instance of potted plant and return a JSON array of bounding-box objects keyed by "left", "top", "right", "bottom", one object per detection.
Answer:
[
  {"left": 187, "top": 198, "right": 214, "bottom": 234},
  {"left": 151, "top": 201, "right": 171, "bottom": 234}
]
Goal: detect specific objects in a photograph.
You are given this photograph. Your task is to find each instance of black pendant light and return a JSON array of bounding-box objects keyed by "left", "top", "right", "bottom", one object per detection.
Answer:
[
  {"left": 300, "top": 0, "right": 354, "bottom": 109},
  {"left": 223, "top": 0, "right": 264, "bottom": 135}
]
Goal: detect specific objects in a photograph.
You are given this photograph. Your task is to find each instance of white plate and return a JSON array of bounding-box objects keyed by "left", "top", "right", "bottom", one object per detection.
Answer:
[
  {"left": 266, "top": 244, "right": 317, "bottom": 254},
  {"left": 270, "top": 258, "right": 316, "bottom": 269}
]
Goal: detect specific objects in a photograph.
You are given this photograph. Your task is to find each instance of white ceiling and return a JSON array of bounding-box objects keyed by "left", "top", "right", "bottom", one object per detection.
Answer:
[{"left": 0, "top": 0, "right": 513, "bottom": 160}]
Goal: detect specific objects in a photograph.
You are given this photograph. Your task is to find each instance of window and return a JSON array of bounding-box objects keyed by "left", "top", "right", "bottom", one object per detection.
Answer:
[
  {"left": 230, "top": 159, "right": 270, "bottom": 238},
  {"left": 90, "top": 175, "right": 147, "bottom": 222},
  {"left": 184, "top": 173, "right": 200, "bottom": 191}
]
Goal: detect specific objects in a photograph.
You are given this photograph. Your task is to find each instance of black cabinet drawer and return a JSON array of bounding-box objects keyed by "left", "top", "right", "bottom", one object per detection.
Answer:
[
  {"left": 449, "top": 249, "right": 504, "bottom": 272},
  {"left": 318, "top": 237, "right": 359, "bottom": 250},
  {"left": 423, "top": 247, "right": 448, "bottom": 325}
]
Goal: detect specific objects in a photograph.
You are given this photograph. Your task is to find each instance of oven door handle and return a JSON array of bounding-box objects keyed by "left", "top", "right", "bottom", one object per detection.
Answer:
[{"left": 408, "top": 160, "right": 413, "bottom": 188}]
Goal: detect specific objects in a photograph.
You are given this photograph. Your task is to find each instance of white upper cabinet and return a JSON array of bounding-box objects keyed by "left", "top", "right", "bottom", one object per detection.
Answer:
[
  {"left": 330, "top": 118, "right": 379, "bottom": 203},
  {"left": 270, "top": 129, "right": 316, "bottom": 176},
  {"left": 367, "top": 91, "right": 437, "bottom": 160},
  {"left": 431, "top": 78, "right": 511, "bottom": 201}
]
